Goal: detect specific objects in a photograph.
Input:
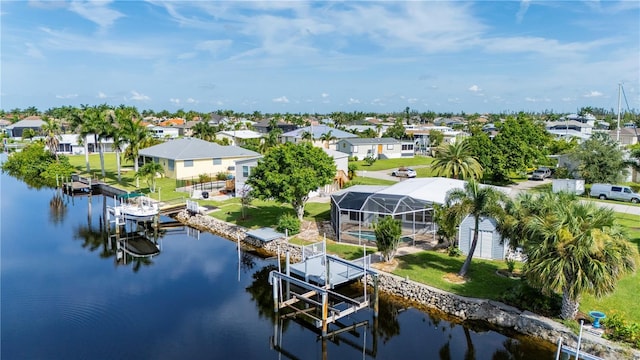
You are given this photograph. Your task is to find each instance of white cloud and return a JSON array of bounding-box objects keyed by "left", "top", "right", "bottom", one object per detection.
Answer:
[
  {"left": 177, "top": 52, "right": 197, "bottom": 60},
  {"left": 583, "top": 90, "right": 604, "bottom": 98},
  {"left": 170, "top": 98, "right": 180, "bottom": 105},
  {"left": 129, "top": 91, "right": 150, "bottom": 101},
  {"left": 97, "top": 91, "right": 108, "bottom": 99},
  {"left": 68, "top": 0, "right": 125, "bottom": 30},
  {"left": 348, "top": 98, "right": 360, "bottom": 104},
  {"left": 525, "top": 97, "right": 551, "bottom": 102},
  {"left": 272, "top": 96, "right": 289, "bottom": 103},
  {"left": 186, "top": 98, "right": 197, "bottom": 104},
  {"left": 516, "top": 0, "right": 531, "bottom": 23},
  {"left": 407, "top": 98, "right": 418, "bottom": 103},
  {"left": 195, "top": 40, "right": 233, "bottom": 54},
  {"left": 25, "top": 42, "right": 44, "bottom": 59},
  {"left": 55, "top": 94, "right": 78, "bottom": 99},
  {"left": 468, "top": 85, "right": 482, "bottom": 92},
  {"left": 321, "top": 93, "right": 329, "bottom": 98}
]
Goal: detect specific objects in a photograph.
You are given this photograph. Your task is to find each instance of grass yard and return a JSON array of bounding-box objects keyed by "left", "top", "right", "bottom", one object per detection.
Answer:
[
  {"left": 392, "top": 251, "right": 521, "bottom": 300},
  {"left": 67, "top": 153, "right": 187, "bottom": 201},
  {"left": 208, "top": 198, "right": 331, "bottom": 229},
  {"left": 351, "top": 156, "right": 433, "bottom": 171},
  {"left": 579, "top": 212, "right": 640, "bottom": 323},
  {"left": 345, "top": 177, "right": 395, "bottom": 186},
  {"left": 289, "top": 238, "right": 377, "bottom": 260}
]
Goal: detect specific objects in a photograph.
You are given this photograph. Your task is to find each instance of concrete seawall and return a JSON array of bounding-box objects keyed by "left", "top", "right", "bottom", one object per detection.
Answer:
[{"left": 174, "top": 210, "right": 640, "bottom": 360}]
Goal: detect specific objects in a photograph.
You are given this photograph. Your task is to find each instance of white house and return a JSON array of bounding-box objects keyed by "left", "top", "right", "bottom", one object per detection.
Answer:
[
  {"left": 280, "top": 125, "right": 357, "bottom": 150},
  {"left": 57, "top": 134, "right": 118, "bottom": 154},
  {"left": 217, "top": 130, "right": 263, "bottom": 146},
  {"left": 336, "top": 137, "right": 413, "bottom": 159},
  {"left": 149, "top": 126, "right": 180, "bottom": 139}
]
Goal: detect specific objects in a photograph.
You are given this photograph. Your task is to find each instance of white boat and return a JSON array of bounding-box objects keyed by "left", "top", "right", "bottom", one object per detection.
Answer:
[{"left": 108, "top": 195, "right": 159, "bottom": 222}]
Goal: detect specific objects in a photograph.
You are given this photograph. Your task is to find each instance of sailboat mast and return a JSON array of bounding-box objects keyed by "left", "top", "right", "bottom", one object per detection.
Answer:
[{"left": 617, "top": 83, "right": 622, "bottom": 142}]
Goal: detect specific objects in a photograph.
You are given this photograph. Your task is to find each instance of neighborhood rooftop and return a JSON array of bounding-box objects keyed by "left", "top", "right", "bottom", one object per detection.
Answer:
[{"left": 138, "top": 137, "right": 260, "bottom": 160}]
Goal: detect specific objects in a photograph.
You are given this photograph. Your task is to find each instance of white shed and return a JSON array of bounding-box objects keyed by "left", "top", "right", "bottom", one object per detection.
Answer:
[{"left": 458, "top": 215, "right": 508, "bottom": 260}]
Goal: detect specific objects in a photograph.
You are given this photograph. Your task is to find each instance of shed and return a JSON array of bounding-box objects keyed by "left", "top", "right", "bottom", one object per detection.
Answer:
[{"left": 458, "top": 215, "right": 508, "bottom": 260}]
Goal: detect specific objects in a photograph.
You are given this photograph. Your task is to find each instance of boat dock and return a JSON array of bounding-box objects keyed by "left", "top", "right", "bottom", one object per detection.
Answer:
[
  {"left": 62, "top": 175, "right": 101, "bottom": 194},
  {"left": 269, "top": 240, "right": 379, "bottom": 337}
]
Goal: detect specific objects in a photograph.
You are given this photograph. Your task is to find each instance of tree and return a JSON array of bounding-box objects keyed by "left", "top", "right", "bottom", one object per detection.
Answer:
[
  {"left": 445, "top": 180, "right": 507, "bottom": 277},
  {"left": 41, "top": 116, "right": 62, "bottom": 161},
  {"left": 432, "top": 140, "right": 483, "bottom": 180},
  {"left": 121, "top": 117, "right": 153, "bottom": 172},
  {"left": 192, "top": 121, "right": 216, "bottom": 142},
  {"left": 136, "top": 162, "right": 164, "bottom": 193},
  {"left": 383, "top": 118, "right": 406, "bottom": 139},
  {"left": 522, "top": 194, "right": 637, "bottom": 319},
  {"left": 22, "top": 128, "right": 36, "bottom": 141},
  {"left": 319, "top": 130, "right": 337, "bottom": 149},
  {"left": 110, "top": 106, "right": 139, "bottom": 182},
  {"left": 247, "top": 142, "right": 336, "bottom": 220},
  {"left": 373, "top": 216, "right": 402, "bottom": 263},
  {"left": 569, "top": 132, "right": 627, "bottom": 184},
  {"left": 428, "top": 130, "right": 444, "bottom": 148}
]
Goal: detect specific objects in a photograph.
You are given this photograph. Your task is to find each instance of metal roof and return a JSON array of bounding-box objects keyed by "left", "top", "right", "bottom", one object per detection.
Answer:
[
  {"left": 138, "top": 137, "right": 260, "bottom": 160},
  {"left": 281, "top": 124, "right": 356, "bottom": 139},
  {"left": 339, "top": 137, "right": 400, "bottom": 145}
]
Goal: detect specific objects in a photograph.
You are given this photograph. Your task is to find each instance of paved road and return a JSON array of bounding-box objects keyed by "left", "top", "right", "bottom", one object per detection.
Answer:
[{"left": 354, "top": 171, "right": 640, "bottom": 216}]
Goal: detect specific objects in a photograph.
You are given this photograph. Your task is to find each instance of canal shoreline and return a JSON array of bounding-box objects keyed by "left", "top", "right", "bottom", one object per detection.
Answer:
[{"left": 173, "top": 209, "right": 640, "bottom": 360}]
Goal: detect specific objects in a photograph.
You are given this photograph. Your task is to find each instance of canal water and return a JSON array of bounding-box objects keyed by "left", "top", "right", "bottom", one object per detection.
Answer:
[{"left": 0, "top": 166, "right": 555, "bottom": 359}]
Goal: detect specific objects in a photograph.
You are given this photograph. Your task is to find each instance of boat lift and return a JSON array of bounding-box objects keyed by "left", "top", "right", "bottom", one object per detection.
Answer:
[{"left": 269, "top": 238, "right": 379, "bottom": 337}]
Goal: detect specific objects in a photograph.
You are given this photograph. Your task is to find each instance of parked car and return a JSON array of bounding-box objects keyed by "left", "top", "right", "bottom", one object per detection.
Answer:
[
  {"left": 531, "top": 167, "right": 552, "bottom": 180},
  {"left": 590, "top": 183, "right": 640, "bottom": 203},
  {"left": 391, "top": 167, "right": 417, "bottom": 178}
]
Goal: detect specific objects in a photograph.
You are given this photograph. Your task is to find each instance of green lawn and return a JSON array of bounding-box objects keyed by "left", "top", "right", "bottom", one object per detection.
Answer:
[
  {"left": 351, "top": 156, "right": 433, "bottom": 171},
  {"left": 392, "top": 251, "right": 521, "bottom": 300},
  {"left": 346, "top": 177, "right": 395, "bottom": 186},
  {"left": 65, "top": 152, "right": 640, "bottom": 324},
  {"left": 579, "top": 213, "right": 640, "bottom": 323}
]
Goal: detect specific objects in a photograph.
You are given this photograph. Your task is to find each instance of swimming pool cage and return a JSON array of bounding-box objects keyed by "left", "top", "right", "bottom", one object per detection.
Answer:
[{"left": 330, "top": 189, "right": 436, "bottom": 245}]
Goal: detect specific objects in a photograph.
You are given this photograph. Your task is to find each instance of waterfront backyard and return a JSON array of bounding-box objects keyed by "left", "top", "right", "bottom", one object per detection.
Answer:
[{"left": 68, "top": 153, "right": 640, "bottom": 325}]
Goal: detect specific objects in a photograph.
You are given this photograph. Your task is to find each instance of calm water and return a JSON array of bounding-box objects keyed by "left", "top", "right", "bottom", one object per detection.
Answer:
[{"left": 0, "top": 162, "right": 554, "bottom": 359}]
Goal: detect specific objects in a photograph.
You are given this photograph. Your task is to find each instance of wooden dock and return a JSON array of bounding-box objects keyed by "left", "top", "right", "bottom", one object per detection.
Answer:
[
  {"left": 269, "top": 240, "right": 379, "bottom": 337},
  {"left": 63, "top": 175, "right": 100, "bottom": 194}
]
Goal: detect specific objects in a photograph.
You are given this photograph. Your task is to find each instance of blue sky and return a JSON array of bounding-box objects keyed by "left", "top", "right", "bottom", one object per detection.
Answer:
[{"left": 1, "top": 1, "right": 639, "bottom": 114}]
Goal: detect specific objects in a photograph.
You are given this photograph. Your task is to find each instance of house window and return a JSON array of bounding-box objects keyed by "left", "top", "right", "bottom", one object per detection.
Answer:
[
  {"left": 213, "top": 158, "right": 222, "bottom": 165},
  {"left": 387, "top": 144, "right": 394, "bottom": 150},
  {"left": 153, "top": 157, "right": 159, "bottom": 163},
  {"left": 352, "top": 146, "right": 358, "bottom": 152},
  {"left": 402, "top": 144, "right": 414, "bottom": 151},
  {"left": 242, "top": 165, "right": 251, "bottom": 177},
  {"left": 184, "top": 160, "right": 193, "bottom": 167},
  {"left": 168, "top": 159, "right": 174, "bottom": 171}
]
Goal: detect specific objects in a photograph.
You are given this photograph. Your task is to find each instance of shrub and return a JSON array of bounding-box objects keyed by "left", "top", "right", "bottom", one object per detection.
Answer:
[
  {"left": 447, "top": 245, "right": 462, "bottom": 257},
  {"left": 216, "top": 172, "right": 228, "bottom": 181},
  {"left": 199, "top": 173, "right": 212, "bottom": 183},
  {"left": 277, "top": 214, "right": 300, "bottom": 235},
  {"left": 373, "top": 216, "right": 402, "bottom": 263},
  {"left": 506, "top": 258, "right": 516, "bottom": 273},
  {"left": 348, "top": 163, "right": 358, "bottom": 179},
  {"left": 499, "top": 281, "right": 561, "bottom": 317},
  {"left": 602, "top": 313, "right": 640, "bottom": 349},
  {"left": 364, "top": 155, "right": 376, "bottom": 166}
]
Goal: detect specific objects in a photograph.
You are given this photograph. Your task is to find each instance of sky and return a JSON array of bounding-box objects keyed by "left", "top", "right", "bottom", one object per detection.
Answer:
[{"left": 1, "top": 0, "right": 639, "bottom": 115}]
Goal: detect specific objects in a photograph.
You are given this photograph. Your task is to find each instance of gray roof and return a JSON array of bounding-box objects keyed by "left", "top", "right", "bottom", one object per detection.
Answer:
[
  {"left": 5, "top": 119, "right": 45, "bottom": 129},
  {"left": 281, "top": 125, "right": 356, "bottom": 139},
  {"left": 339, "top": 137, "right": 400, "bottom": 145},
  {"left": 138, "top": 137, "right": 260, "bottom": 160}
]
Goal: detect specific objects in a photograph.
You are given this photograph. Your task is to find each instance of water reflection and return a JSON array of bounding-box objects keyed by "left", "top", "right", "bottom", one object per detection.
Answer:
[
  {"left": 48, "top": 190, "right": 68, "bottom": 225},
  {"left": 1, "top": 167, "right": 555, "bottom": 359}
]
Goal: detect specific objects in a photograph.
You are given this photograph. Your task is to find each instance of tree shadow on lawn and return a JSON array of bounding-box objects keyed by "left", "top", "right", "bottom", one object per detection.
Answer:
[{"left": 222, "top": 204, "right": 295, "bottom": 229}]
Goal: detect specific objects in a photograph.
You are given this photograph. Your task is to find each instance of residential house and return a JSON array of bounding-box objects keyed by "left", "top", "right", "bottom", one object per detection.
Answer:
[
  {"left": 234, "top": 156, "right": 263, "bottom": 197},
  {"left": 138, "top": 137, "right": 260, "bottom": 180},
  {"left": 57, "top": 134, "right": 117, "bottom": 154},
  {"left": 0, "top": 119, "right": 11, "bottom": 133},
  {"left": 546, "top": 120, "right": 593, "bottom": 142},
  {"left": 335, "top": 137, "right": 413, "bottom": 159},
  {"left": 610, "top": 127, "right": 639, "bottom": 147},
  {"left": 149, "top": 125, "right": 180, "bottom": 139},
  {"left": 5, "top": 117, "right": 44, "bottom": 138},
  {"left": 253, "top": 119, "right": 298, "bottom": 134},
  {"left": 280, "top": 125, "right": 357, "bottom": 149},
  {"left": 217, "top": 130, "right": 263, "bottom": 146}
]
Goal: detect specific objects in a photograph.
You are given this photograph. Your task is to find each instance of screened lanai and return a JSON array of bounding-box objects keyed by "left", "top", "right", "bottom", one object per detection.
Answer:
[{"left": 330, "top": 184, "right": 436, "bottom": 245}]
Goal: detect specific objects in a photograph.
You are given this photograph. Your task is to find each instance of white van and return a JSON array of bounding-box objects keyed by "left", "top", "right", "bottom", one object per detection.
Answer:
[{"left": 590, "top": 183, "right": 640, "bottom": 203}]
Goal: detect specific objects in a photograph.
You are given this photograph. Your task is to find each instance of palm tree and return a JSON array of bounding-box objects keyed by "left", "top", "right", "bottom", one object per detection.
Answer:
[
  {"left": 445, "top": 180, "right": 507, "bottom": 277},
  {"left": 523, "top": 195, "right": 637, "bottom": 320},
  {"left": 109, "top": 106, "right": 139, "bottom": 182},
  {"left": 300, "top": 130, "right": 313, "bottom": 142},
  {"left": 121, "top": 117, "right": 152, "bottom": 173},
  {"left": 319, "top": 130, "right": 337, "bottom": 149},
  {"left": 41, "top": 116, "right": 62, "bottom": 161},
  {"left": 136, "top": 162, "right": 164, "bottom": 193},
  {"left": 192, "top": 121, "right": 216, "bottom": 141},
  {"left": 432, "top": 140, "right": 483, "bottom": 180}
]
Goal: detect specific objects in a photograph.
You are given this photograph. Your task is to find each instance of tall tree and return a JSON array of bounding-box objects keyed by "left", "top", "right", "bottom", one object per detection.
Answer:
[
  {"left": 192, "top": 121, "right": 216, "bottom": 141},
  {"left": 319, "top": 130, "right": 337, "bottom": 149},
  {"left": 247, "top": 142, "right": 336, "bottom": 220},
  {"left": 121, "top": 117, "right": 153, "bottom": 172},
  {"left": 383, "top": 118, "right": 406, "bottom": 140},
  {"left": 570, "top": 132, "right": 627, "bottom": 184},
  {"left": 432, "top": 140, "right": 483, "bottom": 180},
  {"left": 136, "top": 162, "right": 164, "bottom": 193},
  {"left": 523, "top": 194, "right": 637, "bottom": 319},
  {"left": 41, "top": 116, "right": 62, "bottom": 161},
  {"left": 110, "top": 106, "right": 139, "bottom": 182},
  {"left": 445, "top": 180, "right": 507, "bottom": 277}
]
